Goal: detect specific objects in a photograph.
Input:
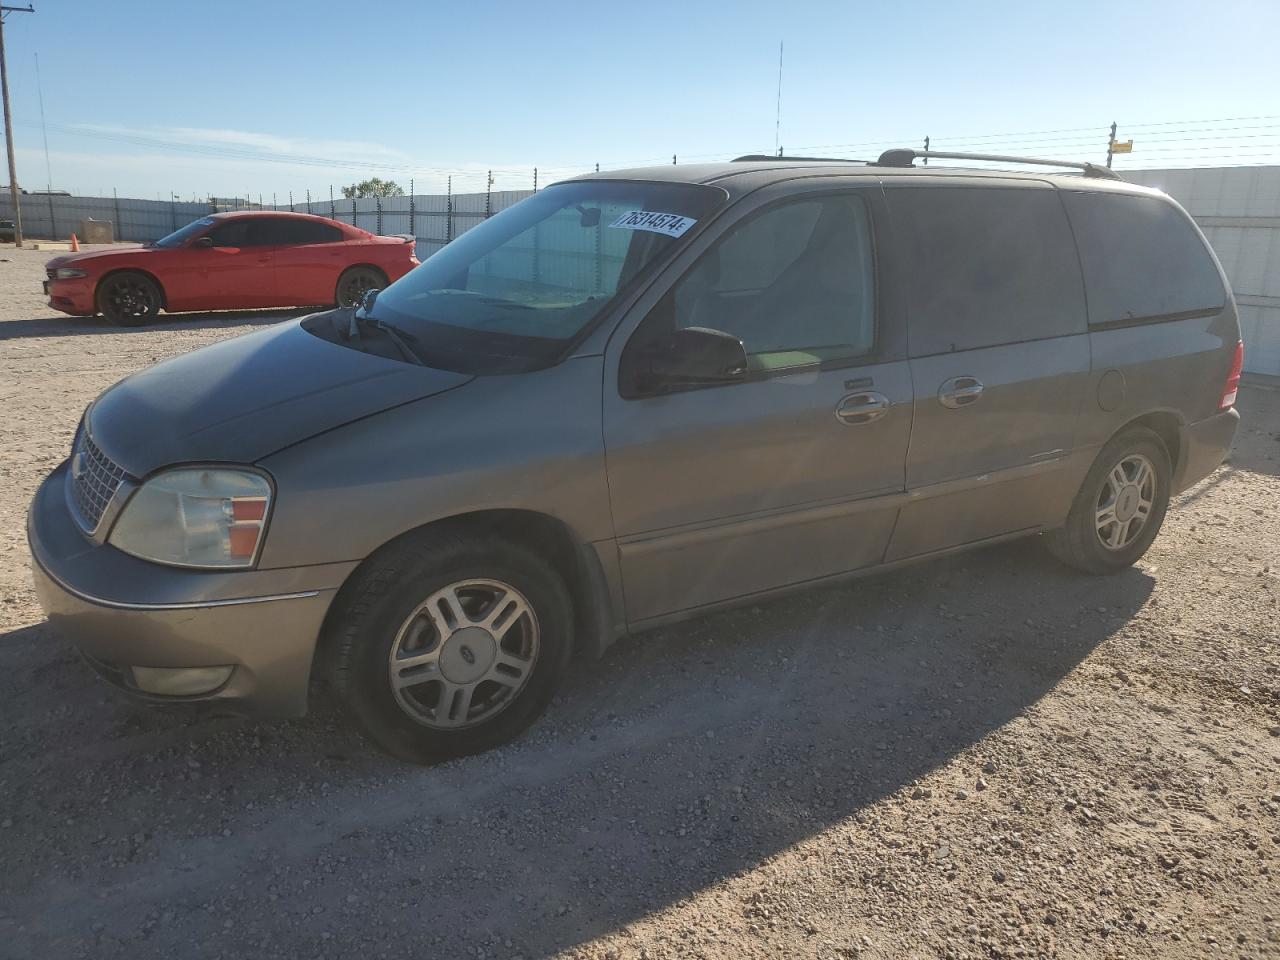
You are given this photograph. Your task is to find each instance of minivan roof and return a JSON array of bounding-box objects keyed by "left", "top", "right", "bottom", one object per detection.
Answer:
[{"left": 573, "top": 159, "right": 1161, "bottom": 200}]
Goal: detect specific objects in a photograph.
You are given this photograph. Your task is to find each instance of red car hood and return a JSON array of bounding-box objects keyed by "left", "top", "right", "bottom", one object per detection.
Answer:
[{"left": 44, "top": 245, "right": 151, "bottom": 272}]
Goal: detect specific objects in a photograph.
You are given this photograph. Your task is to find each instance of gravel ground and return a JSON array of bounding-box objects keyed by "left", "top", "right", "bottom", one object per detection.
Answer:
[{"left": 0, "top": 243, "right": 1277, "bottom": 960}]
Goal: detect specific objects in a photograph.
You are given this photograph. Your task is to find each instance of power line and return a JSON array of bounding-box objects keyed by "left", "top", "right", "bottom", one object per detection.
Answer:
[{"left": 14, "top": 109, "right": 1280, "bottom": 199}]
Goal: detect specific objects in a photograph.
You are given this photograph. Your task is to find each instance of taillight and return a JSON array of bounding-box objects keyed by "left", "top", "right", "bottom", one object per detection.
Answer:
[{"left": 1220, "top": 339, "right": 1244, "bottom": 410}]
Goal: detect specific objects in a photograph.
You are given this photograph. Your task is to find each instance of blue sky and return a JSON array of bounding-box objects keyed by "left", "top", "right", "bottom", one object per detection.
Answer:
[{"left": 3, "top": 0, "right": 1279, "bottom": 199}]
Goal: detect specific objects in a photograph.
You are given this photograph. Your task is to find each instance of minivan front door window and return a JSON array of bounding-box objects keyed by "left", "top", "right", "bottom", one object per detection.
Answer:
[{"left": 623, "top": 194, "right": 877, "bottom": 391}]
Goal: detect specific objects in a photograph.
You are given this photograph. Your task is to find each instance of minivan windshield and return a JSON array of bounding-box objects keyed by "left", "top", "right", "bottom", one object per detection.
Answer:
[{"left": 332, "top": 180, "right": 725, "bottom": 373}]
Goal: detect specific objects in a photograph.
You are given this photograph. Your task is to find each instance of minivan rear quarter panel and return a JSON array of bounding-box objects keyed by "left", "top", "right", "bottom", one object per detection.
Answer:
[{"left": 1060, "top": 184, "right": 1241, "bottom": 491}]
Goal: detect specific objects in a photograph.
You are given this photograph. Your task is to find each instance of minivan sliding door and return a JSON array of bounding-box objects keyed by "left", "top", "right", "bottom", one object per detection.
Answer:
[{"left": 883, "top": 179, "right": 1091, "bottom": 560}]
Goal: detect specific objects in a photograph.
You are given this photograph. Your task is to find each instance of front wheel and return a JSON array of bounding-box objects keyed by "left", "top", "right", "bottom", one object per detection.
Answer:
[
  {"left": 1045, "top": 428, "right": 1172, "bottom": 574},
  {"left": 335, "top": 266, "right": 386, "bottom": 309},
  {"left": 326, "top": 531, "right": 574, "bottom": 763},
  {"left": 96, "top": 271, "right": 162, "bottom": 326}
]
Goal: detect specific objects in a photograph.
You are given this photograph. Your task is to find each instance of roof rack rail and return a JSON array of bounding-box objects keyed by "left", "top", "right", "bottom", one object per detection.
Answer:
[
  {"left": 876, "top": 148, "right": 1122, "bottom": 180},
  {"left": 732, "top": 154, "right": 867, "bottom": 164}
]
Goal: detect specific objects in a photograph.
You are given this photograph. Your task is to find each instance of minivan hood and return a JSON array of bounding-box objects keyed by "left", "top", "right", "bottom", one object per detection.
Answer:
[{"left": 87, "top": 319, "right": 473, "bottom": 476}]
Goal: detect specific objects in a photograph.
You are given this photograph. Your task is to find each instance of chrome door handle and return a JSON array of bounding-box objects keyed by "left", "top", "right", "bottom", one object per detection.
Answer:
[
  {"left": 835, "top": 391, "right": 890, "bottom": 425},
  {"left": 938, "top": 376, "right": 984, "bottom": 409}
]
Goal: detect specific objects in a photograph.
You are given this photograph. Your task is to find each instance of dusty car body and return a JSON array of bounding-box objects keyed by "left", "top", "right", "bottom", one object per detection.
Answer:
[{"left": 29, "top": 154, "right": 1242, "bottom": 761}]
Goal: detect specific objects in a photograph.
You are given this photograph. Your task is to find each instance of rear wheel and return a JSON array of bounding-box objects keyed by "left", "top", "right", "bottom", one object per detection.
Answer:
[
  {"left": 96, "top": 271, "right": 162, "bottom": 326},
  {"left": 1045, "top": 428, "right": 1171, "bottom": 574},
  {"left": 326, "top": 530, "right": 574, "bottom": 763},
  {"left": 335, "top": 266, "right": 386, "bottom": 309}
]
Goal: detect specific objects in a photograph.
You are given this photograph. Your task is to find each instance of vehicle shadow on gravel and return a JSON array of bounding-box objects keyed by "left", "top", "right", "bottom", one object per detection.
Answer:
[
  {"left": 0, "top": 308, "right": 309, "bottom": 340},
  {"left": 0, "top": 538, "right": 1157, "bottom": 957}
]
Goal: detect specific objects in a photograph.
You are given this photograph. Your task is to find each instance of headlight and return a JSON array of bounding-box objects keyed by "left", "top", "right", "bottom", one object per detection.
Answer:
[
  {"left": 109, "top": 468, "right": 272, "bottom": 569},
  {"left": 55, "top": 267, "right": 88, "bottom": 280}
]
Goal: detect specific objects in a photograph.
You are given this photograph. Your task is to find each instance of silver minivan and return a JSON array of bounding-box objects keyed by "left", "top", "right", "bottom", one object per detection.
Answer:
[{"left": 28, "top": 152, "right": 1243, "bottom": 762}]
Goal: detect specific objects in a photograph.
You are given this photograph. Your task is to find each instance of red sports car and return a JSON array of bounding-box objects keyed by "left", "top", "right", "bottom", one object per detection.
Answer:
[{"left": 43, "top": 211, "right": 419, "bottom": 326}]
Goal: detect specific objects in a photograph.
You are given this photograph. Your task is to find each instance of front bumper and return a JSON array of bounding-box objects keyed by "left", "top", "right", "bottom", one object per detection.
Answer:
[
  {"left": 28, "top": 463, "right": 358, "bottom": 716},
  {"left": 45, "top": 276, "right": 96, "bottom": 316},
  {"left": 1174, "top": 407, "right": 1241, "bottom": 494}
]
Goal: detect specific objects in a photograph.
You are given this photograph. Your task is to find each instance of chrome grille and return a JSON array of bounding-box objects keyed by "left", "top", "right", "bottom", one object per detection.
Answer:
[{"left": 68, "top": 431, "right": 131, "bottom": 532}]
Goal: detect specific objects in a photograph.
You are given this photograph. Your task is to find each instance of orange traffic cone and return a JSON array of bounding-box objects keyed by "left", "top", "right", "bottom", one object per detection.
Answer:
[{"left": 69, "top": 233, "right": 80, "bottom": 252}]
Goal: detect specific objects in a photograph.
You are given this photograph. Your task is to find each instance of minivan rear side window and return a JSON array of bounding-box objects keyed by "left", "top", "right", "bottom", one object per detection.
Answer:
[
  {"left": 888, "top": 186, "right": 1087, "bottom": 357},
  {"left": 1061, "top": 192, "right": 1225, "bottom": 327}
]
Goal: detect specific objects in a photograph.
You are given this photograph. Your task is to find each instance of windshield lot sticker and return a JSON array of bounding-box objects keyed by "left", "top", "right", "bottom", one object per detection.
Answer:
[{"left": 608, "top": 211, "right": 697, "bottom": 238}]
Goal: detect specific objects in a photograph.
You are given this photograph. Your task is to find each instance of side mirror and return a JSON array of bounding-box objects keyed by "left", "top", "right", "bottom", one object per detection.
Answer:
[
  {"left": 358, "top": 288, "right": 381, "bottom": 316},
  {"left": 640, "top": 326, "right": 748, "bottom": 391},
  {"left": 193, "top": 236, "right": 214, "bottom": 248}
]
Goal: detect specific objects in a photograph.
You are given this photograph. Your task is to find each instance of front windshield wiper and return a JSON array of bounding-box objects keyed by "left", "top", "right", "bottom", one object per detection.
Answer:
[{"left": 344, "top": 310, "right": 426, "bottom": 366}]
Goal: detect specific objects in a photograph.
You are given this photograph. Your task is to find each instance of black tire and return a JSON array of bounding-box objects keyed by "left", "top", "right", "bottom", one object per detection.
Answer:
[
  {"left": 96, "top": 271, "right": 162, "bottom": 326},
  {"left": 335, "top": 266, "right": 386, "bottom": 309},
  {"left": 326, "top": 530, "right": 574, "bottom": 763},
  {"left": 1045, "top": 427, "right": 1172, "bottom": 574}
]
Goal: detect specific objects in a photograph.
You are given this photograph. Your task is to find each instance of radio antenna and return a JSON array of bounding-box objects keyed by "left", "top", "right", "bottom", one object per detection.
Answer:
[{"left": 773, "top": 41, "right": 784, "bottom": 156}]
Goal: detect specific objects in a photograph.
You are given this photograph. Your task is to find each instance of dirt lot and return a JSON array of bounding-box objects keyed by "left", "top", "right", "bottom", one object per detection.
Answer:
[{"left": 0, "top": 243, "right": 1277, "bottom": 960}]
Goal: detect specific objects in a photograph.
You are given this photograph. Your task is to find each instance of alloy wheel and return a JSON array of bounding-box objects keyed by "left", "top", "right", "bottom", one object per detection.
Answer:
[
  {"left": 387, "top": 578, "right": 540, "bottom": 729},
  {"left": 1095, "top": 453, "right": 1156, "bottom": 551},
  {"left": 103, "top": 277, "right": 158, "bottom": 318},
  {"left": 339, "top": 270, "right": 380, "bottom": 308}
]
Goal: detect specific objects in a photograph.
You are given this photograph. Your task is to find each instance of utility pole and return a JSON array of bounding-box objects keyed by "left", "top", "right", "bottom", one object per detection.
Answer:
[
  {"left": 1106, "top": 120, "right": 1117, "bottom": 169},
  {"left": 1, "top": 4, "right": 35, "bottom": 247}
]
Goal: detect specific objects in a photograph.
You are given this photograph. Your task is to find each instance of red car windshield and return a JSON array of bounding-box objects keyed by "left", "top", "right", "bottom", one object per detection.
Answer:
[{"left": 151, "top": 217, "right": 215, "bottom": 248}]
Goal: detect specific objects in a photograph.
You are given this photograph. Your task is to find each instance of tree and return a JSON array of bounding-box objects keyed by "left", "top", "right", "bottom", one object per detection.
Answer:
[{"left": 341, "top": 177, "right": 405, "bottom": 199}]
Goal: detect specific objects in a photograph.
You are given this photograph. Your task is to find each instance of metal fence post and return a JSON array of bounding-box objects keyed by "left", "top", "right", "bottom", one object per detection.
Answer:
[
  {"left": 351, "top": 196, "right": 356, "bottom": 230},
  {"left": 376, "top": 196, "right": 382, "bottom": 235},
  {"left": 408, "top": 179, "right": 415, "bottom": 237},
  {"left": 330, "top": 185, "right": 335, "bottom": 220},
  {"left": 533, "top": 195, "right": 541, "bottom": 284},
  {"left": 170, "top": 198, "right": 177, "bottom": 231},
  {"left": 305, "top": 188, "right": 311, "bottom": 212},
  {"left": 113, "top": 187, "right": 121, "bottom": 238},
  {"left": 446, "top": 176, "right": 453, "bottom": 242},
  {"left": 47, "top": 191, "right": 55, "bottom": 240},
  {"left": 533, "top": 167, "right": 538, "bottom": 192},
  {"left": 485, "top": 170, "right": 492, "bottom": 219},
  {"left": 594, "top": 206, "right": 603, "bottom": 293},
  {"left": 288, "top": 191, "right": 294, "bottom": 213}
]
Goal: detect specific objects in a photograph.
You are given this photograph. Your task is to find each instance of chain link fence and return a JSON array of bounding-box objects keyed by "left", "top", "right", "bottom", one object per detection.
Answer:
[{"left": 0, "top": 188, "right": 538, "bottom": 255}]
